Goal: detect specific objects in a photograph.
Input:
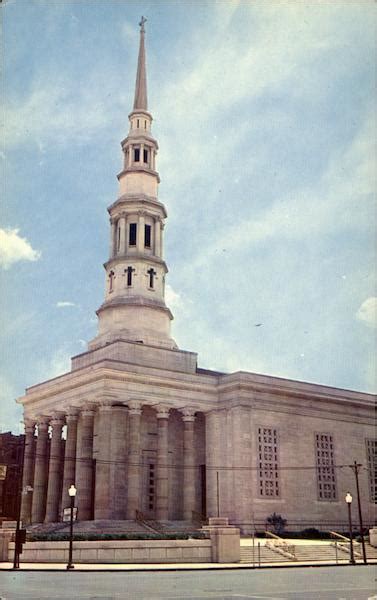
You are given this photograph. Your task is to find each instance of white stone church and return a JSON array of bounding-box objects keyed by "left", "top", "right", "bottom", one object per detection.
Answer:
[{"left": 18, "top": 21, "right": 376, "bottom": 533}]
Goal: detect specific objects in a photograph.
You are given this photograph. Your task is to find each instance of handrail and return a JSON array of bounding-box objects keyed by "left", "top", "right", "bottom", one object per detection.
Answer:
[
  {"left": 135, "top": 510, "right": 163, "bottom": 534},
  {"left": 329, "top": 531, "right": 362, "bottom": 558},
  {"left": 330, "top": 531, "right": 360, "bottom": 547},
  {"left": 265, "top": 531, "right": 296, "bottom": 559}
]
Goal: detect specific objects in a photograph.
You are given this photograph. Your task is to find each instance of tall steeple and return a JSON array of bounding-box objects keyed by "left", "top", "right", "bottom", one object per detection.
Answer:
[
  {"left": 133, "top": 16, "right": 148, "bottom": 111},
  {"left": 89, "top": 19, "right": 177, "bottom": 352}
]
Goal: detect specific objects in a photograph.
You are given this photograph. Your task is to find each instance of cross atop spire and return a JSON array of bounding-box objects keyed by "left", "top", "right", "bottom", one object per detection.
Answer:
[
  {"left": 139, "top": 16, "right": 147, "bottom": 33},
  {"left": 133, "top": 16, "right": 148, "bottom": 111}
]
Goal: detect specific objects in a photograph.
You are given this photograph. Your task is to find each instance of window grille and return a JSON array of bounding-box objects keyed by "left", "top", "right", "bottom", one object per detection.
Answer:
[
  {"left": 258, "top": 427, "right": 279, "bottom": 497},
  {"left": 315, "top": 433, "right": 337, "bottom": 501},
  {"left": 366, "top": 439, "right": 377, "bottom": 503}
]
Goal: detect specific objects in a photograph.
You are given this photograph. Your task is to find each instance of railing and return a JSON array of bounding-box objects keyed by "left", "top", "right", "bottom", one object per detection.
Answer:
[
  {"left": 330, "top": 531, "right": 362, "bottom": 558},
  {"left": 135, "top": 510, "right": 164, "bottom": 534},
  {"left": 265, "top": 531, "right": 296, "bottom": 560}
]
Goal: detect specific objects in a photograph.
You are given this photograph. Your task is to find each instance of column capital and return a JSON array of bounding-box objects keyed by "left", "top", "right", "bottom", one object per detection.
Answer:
[
  {"left": 180, "top": 407, "right": 196, "bottom": 422},
  {"left": 81, "top": 406, "right": 96, "bottom": 418},
  {"left": 127, "top": 401, "right": 142, "bottom": 416},
  {"left": 23, "top": 418, "right": 36, "bottom": 432},
  {"left": 37, "top": 417, "right": 50, "bottom": 431},
  {"left": 49, "top": 412, "right": 66, "bottom": 427},
  {"left": 65, "top": 406, "right": 80, "bottom": 420},
  {"left": 155, "top": 404, "right": 171, "bottom": 419},
  {"left": 97, "top": 401, "right": 114, "bottom": 413}
]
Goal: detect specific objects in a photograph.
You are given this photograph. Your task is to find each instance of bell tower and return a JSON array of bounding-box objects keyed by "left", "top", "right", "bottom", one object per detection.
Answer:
[{"left": 89, "top": 17, "right": 177, "bottom": 351}]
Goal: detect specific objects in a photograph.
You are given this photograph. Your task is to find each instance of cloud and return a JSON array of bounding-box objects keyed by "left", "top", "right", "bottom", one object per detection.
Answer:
[
  {"left": 0, "top": 228, "right": 41, "bottom": 269},
  {"left": 56, "top": 301, "right": 76, "bottom": 308},
  {"left": 356, "top": 297, "right": 377, "bottom": 328},
  {"left": 165, "top": 284, "right": 183, "bottom": 310}
]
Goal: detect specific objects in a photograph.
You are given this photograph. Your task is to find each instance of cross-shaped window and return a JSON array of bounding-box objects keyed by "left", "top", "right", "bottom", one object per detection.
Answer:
[
  {"left": 147, "top": 268, "right": 157, "bottom": 289},
  {"left": 109, "top": 270, "right": 115, "bottom": 292},
  {"left": 125, "top": 266, "right": 135, "bottom": 287}
]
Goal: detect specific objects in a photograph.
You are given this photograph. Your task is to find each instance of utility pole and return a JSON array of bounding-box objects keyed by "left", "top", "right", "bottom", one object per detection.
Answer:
[{"left": 350, "top": 461, "right": 367, "bottom": 564}]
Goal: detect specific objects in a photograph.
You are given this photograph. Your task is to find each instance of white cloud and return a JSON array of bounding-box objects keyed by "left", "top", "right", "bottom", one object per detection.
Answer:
[
  {"left": 356, "top": 297, "right": 377, "bottom": 328},
  {"left": 0, "top": 228, "right": 41, "bottom": 269},
  {"left": 56, "top": 301, "right": 76, "bottom": 308},
  {"left": 165, "top": 284, "right": 183, "bottom": 310}
]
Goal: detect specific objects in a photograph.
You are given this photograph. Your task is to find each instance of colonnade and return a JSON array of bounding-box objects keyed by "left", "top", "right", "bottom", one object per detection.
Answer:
[{"left": 20, "top": 403, "right": 199, "bottom": 525}]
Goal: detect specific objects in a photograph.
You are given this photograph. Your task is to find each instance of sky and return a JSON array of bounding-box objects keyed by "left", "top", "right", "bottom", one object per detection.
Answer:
[{"left": 1, "top": 0, "right": 376, "bottom": 434}]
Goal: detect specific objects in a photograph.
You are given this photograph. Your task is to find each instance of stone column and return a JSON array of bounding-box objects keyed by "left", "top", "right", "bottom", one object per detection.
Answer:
[
  {"left": 75, "top": 407, "right": 95, "bottom": 521},
  {"left": 126, "top": 402, "right": 142, "bottom": 519},
  {"left": 154, "top": 218, "right": 161, "bottom": 257},
  {"left": 181, "top": 408, "right": 197, "bottom": 520},
  {"left": 110, "top": 406, "right": 128, "bottom": 519},
  {"left": 137, "top": 211, "right": 145, "bottom": 253},
  {"left": 160, "top": 223, "right": 165, "bottom": 259},
  {"left": 205, "top": 410, "right": 221, "bottom": 518},
  {"left": 94, "top": 402, "right": 113, "bottom": 520},
  {"left": 119, "top": 215, "right": 126, "bottom": 255},
  {"left": 61, "top": 409, "right": 79, "bottom": 510},
  {"left": 110, "top": 219, "right": 116, "bottom": 258},
  {"left": 45, "top": 415, "right": 64, "bottom": 523},
  {"left": 20, "top": 419, "right": 36, "bottom": 526},
  {"left": 156, "top": 406, "right": 170, "bottom": 520},
  {"left": 31, "top": 418, "right": 50, "bottom": 524},
  {"left": 230, "top": 405, "right": 252, "bottom": 524}
]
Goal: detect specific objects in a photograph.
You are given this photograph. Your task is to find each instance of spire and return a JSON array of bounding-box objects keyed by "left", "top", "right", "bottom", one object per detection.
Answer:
[{"left": 133, "top": 16, "right": 148, "bottom": 111}]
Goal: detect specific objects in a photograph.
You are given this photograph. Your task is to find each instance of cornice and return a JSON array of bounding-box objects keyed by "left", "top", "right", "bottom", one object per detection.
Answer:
[
  {"left": 117, "top": 166, "right": 160, "bottom": 184},
  {"left": 104, "top": 255, "right": 168, "bottom": 271},
  {"left": 217, "top": 372, "right": 376, "bottom": 408},
  {"left": 96, "top": 295, "right": 173, "bottom": 320},
  {"left": 108, "top": 194, "right": 167, "bottom": 219}
]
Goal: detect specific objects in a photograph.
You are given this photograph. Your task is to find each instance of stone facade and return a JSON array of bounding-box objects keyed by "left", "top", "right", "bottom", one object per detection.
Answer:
[{"left": 16, "top": 21, "right": 376, "bottom": 533}]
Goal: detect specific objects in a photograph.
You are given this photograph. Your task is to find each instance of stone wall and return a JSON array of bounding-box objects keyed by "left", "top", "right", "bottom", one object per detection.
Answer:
[{"left": 8, "top": 538, "right": 212, "bottom": 563}]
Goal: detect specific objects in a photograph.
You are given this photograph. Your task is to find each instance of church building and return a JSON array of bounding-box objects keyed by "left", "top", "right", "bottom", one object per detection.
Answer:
[{"left": 18, "top": 21, "right": 376, "bottom": 533}]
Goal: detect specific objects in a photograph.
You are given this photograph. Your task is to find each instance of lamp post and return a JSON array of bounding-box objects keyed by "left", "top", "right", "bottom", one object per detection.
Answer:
[
  {"left": 345, "top": 492, "right": 356, "bottom": 565},
  {"left": 66, "top": 484, "right": 77, "bottom": 570}
]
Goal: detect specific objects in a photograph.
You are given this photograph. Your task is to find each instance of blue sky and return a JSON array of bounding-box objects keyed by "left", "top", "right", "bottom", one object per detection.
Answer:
[{"left": 1, "top": 0, "right": 376, "bottom": 433}]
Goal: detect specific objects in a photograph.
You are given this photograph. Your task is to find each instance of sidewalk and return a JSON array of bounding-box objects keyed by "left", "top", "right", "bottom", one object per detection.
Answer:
[{"left": 0, "top": 558, "right": 374, "bottom": 571}]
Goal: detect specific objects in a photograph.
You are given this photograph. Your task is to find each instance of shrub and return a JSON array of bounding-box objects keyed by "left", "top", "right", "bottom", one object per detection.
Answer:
[
  {"left": 266, "top": 513, "right": 287, "bottom": 535},
  {"left": 28, "top": 531, "right": 207, "bottom": 542}
]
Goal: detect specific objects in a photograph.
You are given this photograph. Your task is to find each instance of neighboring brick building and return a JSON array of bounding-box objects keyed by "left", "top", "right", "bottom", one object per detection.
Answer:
[
  {"left": 0, "top": 432, "right": 24, "bottom": 521},
  {"left": 16, "top": 21, "right": 376, "bottom": 532}
]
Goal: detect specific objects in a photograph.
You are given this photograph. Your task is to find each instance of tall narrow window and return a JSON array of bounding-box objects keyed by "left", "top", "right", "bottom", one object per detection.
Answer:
[
  {"left": 129, "top": 223, "right": 137, "bottom": 246},
  {"left": 137, "top": 119, "right": 140, "bottom": 128},
  {"left": 125, "top": 266, "right": 135, "bottom": 287},
  {"left": 366, "top": 439, "right": 377, "bottom": 503},
  {"left": 108, "top": 270, "right": 115, "bottom": 293},
  {"left": 147, "top": 267, "right": 156, "bottom": 289},
  {"left": 258, "top": 427, "right": 279, "bottom": 497},
  {"left": 144, "top": 224, "right": 151, "bottom": 248},
  {"left": 148, "top": 463, "right": 155, "bottom": 511},
  {"left": 315, "top": 433, "right": 337, "bottom": 501},
  {"left": 143, "top": 148, "right": 149, "bottom": 164},
  {"left": 134, "top": 148, "right": 140, "bottom": 162},
  {"left": 117, "top": 223, "right": 121, "bottom": 251}
]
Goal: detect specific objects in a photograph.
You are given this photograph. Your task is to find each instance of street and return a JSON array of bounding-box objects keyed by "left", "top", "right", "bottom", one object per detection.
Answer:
[{"left": 0, "top": 566, "right": 375, "bottom": 599}]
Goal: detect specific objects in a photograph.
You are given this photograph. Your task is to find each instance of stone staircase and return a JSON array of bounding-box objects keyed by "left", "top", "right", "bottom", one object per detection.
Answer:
[
  {"left": 28, "top": 520, "right": 150, "bottom": 535},
  {"left": 240, "top": 544, "right": 290, "bottom": 564},
  {"left": 27, "top": 519, "right": 202, "bottom": 537},
  {"left": 240, "top": 541, "right": 377, "bottom": 564}
]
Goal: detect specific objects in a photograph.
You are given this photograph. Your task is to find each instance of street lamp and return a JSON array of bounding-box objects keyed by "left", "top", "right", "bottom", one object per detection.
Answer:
[
  {"left": 66, "top": 484, "right": 77, "bottom": 570},
  {"left": 345, "top": 492, "right": 356, "bottom": 565}
]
